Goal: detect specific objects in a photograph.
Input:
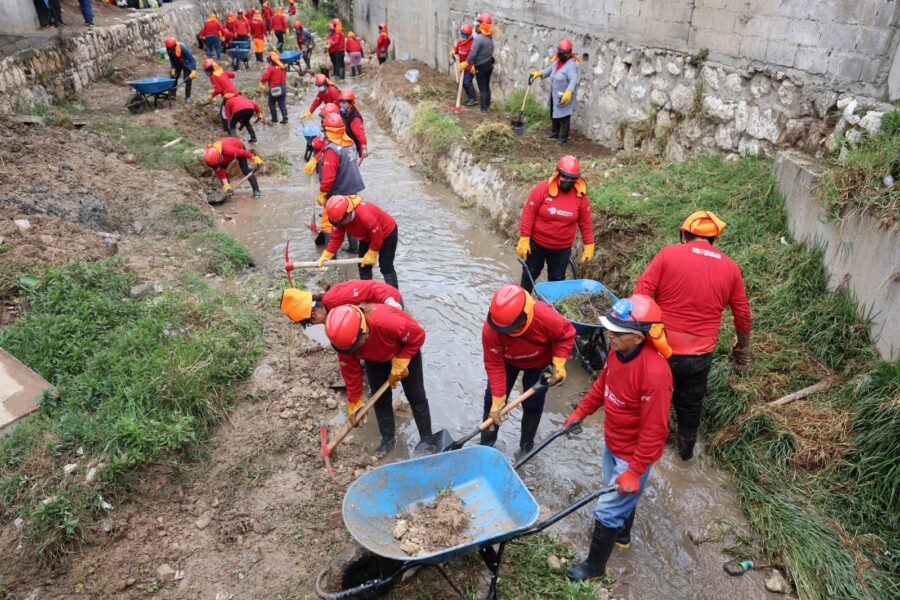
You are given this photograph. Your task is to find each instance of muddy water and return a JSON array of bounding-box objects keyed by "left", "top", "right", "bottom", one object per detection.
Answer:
[{"left": 216, "top": 79, "right": 773, "bottom": 599}]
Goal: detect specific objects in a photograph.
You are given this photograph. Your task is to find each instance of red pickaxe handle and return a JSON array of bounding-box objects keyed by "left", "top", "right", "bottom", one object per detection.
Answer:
[
  {"left": 284, "top": 239, "right": 294, "bottom": 287},
  {"left": 320, "top": 380, "right": 392, "bottom": 475}
]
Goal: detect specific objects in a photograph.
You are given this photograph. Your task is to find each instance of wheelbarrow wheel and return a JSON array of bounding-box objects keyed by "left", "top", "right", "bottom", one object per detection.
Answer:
[
  {"left": 126, "top": 93, "right": 148, "bottom": 114},
  {"left": 315, "top": 543, "right": 406, "bottom": 600}
]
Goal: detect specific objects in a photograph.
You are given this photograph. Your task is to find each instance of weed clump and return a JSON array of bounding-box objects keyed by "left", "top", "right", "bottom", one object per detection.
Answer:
[
  {"left": 471, "top": 121, "right": 516, "bottom": 155},
  {"left": 411, "top": 102, "right": 464, "bottom": 154},
  {"left": 93, "top": 119, "right": 201, "bottom": 175},
  {"left": 189, "top": 230, "right": 254, "bottom": 276}
]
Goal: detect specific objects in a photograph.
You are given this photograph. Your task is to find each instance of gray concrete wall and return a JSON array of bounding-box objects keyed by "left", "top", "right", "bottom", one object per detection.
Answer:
[
  {"left": 774, "top": 151, "right": 899, "bottom": 361},
  {"left": 0, "top": 0, "right": 39, "bottom": 35}
]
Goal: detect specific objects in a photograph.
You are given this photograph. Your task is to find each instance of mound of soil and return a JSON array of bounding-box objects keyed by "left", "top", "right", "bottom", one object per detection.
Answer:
[
  {"left": 553, "top": 292, "right": 613, "bottom": 324},
  {"left": 393, "top": 489, "right": 471, "bottom": 557}
]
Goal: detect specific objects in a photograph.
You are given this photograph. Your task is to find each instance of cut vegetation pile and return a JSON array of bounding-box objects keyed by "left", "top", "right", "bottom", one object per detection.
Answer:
[{"left": 552, "top": 292, "right": 613, "bottom": 324}]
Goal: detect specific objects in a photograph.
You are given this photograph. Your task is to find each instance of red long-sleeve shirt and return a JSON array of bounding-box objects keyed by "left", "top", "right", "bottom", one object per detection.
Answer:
[
  {"left": 376, "top": 33, "right": 391, "bottom": 55},
  {"left": 233, "top": 18, "right": 251, "bottom": 37},
  {"left": 208, "top": 70, "right": 237, "bottom": 98},
  {"left": 308, "top": 85, "right": 342, "bottom": 112},
  {"left": 633, "top": 239, "right": 752, "bottom": 355},
  {"left": 346, "top": 114, "right": 367, "bottom": 150},
  {"left": 226, "top": 19, "right": 238, "bottom": 35},
  {"left": 260, "top": 64, "right": 287, "bottom": 87},
  {"left": 482, "top": 301, "right": 575, "bottom": 398},
  {"left": 250, "top": 18, "right": 267, "bottom": 39},
  {"left": 198, "top": 20, "right": 227, "bottom": 38},
  {"left": 213, "top": 137, "right": 254, "bottom": 180},
  {"left": 262, "top": 7, "right": 273, "bottom": 24},
  {"left": 453, "top": 37, "right": 473, "bottom": 63},
  {"left": 325, "top": 201, "right": 397, "bottom": 255},
  {"left": 336, "top": 305, "right": 425, "bottom": 401},
  {"left": 224, "top": 95, "right": 260, "bottom": 121},
  {"left": 327, "top": 30, "right": 345, "bottom": 52},
  {"left": 321, "top": 280, "right": 402, "bottom": 310},
  {"left": 571, "top": 343, "right": 672, "bottom": 476},
  {"left": 271, "top": 14, "right": 287, "bottom": 32},
  {"left": 318, "top": 145, "right": 346, "bottom": 194},
  {"left": 346, "top": 37, "right": 363, "bottom": 53},
  {"left": 519, "top": 180, "right": 594, "bottom": 250}
]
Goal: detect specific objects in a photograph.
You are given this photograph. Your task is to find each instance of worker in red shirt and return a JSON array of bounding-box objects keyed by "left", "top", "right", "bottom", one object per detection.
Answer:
[
  {"left": 319, "top": 196, "right": 399, "bottom": 289},
  {"left": 309, "top": 113, "right": 364, "bottom": 246},
  {"left": 270, "top": 6, "right": 288, "bottom": 52},
  {"left": 325, "top": 19, "right": 346, "bottom": 80},
  {"left": 258, "top": 52, "right": 288, "bottom": 123},
  {"left": 203, "top": 59, "right": 238, "bottom": 133},
  {"left": 224, "top": 94, "right": 263, "bottom": 143},
  {"left": 250, "top": 10, "right": 267, "bottom": 63},
  {"left": 197, "top": 13, "right": 227, "bottom": 60},
  {"left": 280, "top": 280, "right": 402, "bottom": 328},
  {"left": 287, "top": 0, "right": 296, "bottom": 17},
  {"left": 339, "top": 90, "right": 368, "bottom": 161},
  {"left": 375, "top": 23, "right": 390, "bottom": 64},
  {"left": 302, "top": 74, "right": 341, "bottom": 118},
  {"left": 232, "top": 10, "right": 251, "bottom": 69},
  {"left": 449, "top": 24, "right": 476, "bottom": 105},
  {"left": 633, "top": 210, "right": 752, "bottom": 460},
  {"left": 564, "top": 295, "right": 673, "bottom": 582},
  {"left": 482, "top": 284, "right": 575, "bottom": 454},
  {"left": 261, "top": 1, "right": 273, "bottom": 33},
  {"left": 323, "top": 304, "right": 433, "bottom": 458},
  {"left": 345, "top": 32, "right": 364, "bottom": 77},
  {"left": 517, "top": 155, "right": 595, "bottom": 293},
  {"left": 204, "top": 137, "right": 263, "bottom": 198}
]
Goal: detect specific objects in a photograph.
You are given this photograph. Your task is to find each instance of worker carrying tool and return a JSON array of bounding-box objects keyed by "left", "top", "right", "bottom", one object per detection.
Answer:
[
  {"left": 449, "top": 23, "right": 476, "bottom": 106},
  {"left": 374, "top": 23, "right": 390, "bottom": 64},
  {"left": 564, "top": 295, "right": 673, "bottom": 582},
  {"left": 323, "top": 303, "right": 433, "bottom": 458},
  {"left": 339, "top": 90, "right": 368, "bottom": 160},
  {"left": 318, "top": 196, "right": 399, "bottom": 289},
  {"left": 164, "top": 37, "right": 197, "bottom": 102},
  {"left": 294, "top": 20, "right": 314, "bottom": 69},
  {"left": 633, "top": 210, "right": 752, "bottom": 460},
  {"left": 467, "top": 13, "right": 494, "bottom": 113},
  {"left": 517, "top": 155, "right": 595, "bottom": 293},
  {"left": 280, "top": 281, "right": 402, "bottom": 328},
  {"left": 302, "top": 74, "right": 342, "bottom": 118},
  {"left": 259, "top": 51, "right": 288, "bottom": 124},
  {"left": 204, "top": 137, "right": 262, "bottom": 198},
  {"left": 530, "top": 38, "right": 582, "bottom": 145},
  {"left": 482, "top": 284, "right": 575, "bottom": 455},
  {"left": 223, "top": 94, "right": 263, "bottom": 143}
]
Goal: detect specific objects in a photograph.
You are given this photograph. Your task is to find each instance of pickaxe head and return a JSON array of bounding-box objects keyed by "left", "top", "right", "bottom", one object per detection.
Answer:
[
  {"left": 320, "top": 424, "right": 334, "bottom": 476},
  {"left": 285, "top": 239, "right": 295, "bottom": 287}
]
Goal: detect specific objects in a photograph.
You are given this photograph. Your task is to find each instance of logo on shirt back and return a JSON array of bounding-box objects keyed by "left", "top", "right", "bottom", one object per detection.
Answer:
[{"left": 691, "top": 247, "right": 721, "bottom": 259}]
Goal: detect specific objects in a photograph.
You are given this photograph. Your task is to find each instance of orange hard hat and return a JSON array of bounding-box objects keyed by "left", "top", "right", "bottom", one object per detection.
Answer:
[
  {"left": 556, "top": 155, "right": 580, "bottom": 178},
  {"left": 325, "top": 305, "right": 367, "bottom": 354},
  {"left": 348, "top": 31, "right": 356, "bottom": 38},
  {"left": 323, "top": 112, "right": 345, "bottom": 132},
  {"left": 478, "top": 13, "right": 492, "bottom": 24},
  {"left": 280, "top": 288, "right": 313, "bottom": 324},
  {"left": 314, "top": 73, "right": 328, "bottom": 86},
  {"left": 487, "top": 285, "right": 534, "bottom": 335},
  {"left": 165, "top": 37, "right": 177, "bottom": 48},
  {"left": 339, "top": 90, "right": 356, "bottom": 103},
  {"left": 202, "top": 58, "right": 214, "bottom": 70},
  {"left": 267, "top": 51, "right": 279, "bottom": 62},
  {"left": 680, "top": 210, "right": 727, "bottom": 238},
  {"left": 204, "top": 146, "right": 221, "bottom": 167},
  {"left": 325, "top": 194, "right": 353, "bottom": 224},
  {"left": 558, "top": 39, "right": 573, "bottom": 52}
]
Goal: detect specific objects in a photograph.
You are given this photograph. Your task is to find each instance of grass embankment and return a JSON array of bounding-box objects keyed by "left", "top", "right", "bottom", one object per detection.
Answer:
[
  {"left": 95, "top": 118, "right": 201, "bottom": 175},
  {"left": 0, "top": 254, "right": 262, "bottom": 564}
]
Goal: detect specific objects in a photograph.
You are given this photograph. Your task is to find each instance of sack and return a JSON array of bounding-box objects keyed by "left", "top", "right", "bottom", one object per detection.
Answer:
[{"left": 269, "top": 85, "right": 284, "bottom": 98}]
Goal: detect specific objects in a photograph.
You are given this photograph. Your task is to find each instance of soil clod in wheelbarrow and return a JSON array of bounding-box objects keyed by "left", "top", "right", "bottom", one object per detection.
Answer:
[
  {"left": 392, "top": 488, "right": 472, "bottom": 557},
  {"left": 553, "top": 292, "right": 613, "bottom": 324}
]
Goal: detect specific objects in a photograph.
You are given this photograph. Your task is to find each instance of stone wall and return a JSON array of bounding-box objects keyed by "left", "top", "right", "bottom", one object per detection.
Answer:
[
  {"left": 0, "top": 0, "right": 39, "bottom": 35},
  {"left": 0, "top": 0, "right": 244, "bottom": 114}
]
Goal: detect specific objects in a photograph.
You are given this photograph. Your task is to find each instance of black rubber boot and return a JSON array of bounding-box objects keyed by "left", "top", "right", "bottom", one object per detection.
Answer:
[
  {"left": 373, "top": 405, "right": 396, "bottom": 459},
  {"left": 480, "top": 406, "right": 498, "bottom": 447},
  {"left": 409, "top": 400, "right": 432, "bottom": 440},
  {"left": 545, "top": 117, "right": 559, "bottom": 139},
  {"left": 677, "top": 428, "right": 698, "bottom": 461},
  {"left": 373, "top": 436, "right": 395, "bottom": 459},
  {"left": 556, "top": 117, "right": 570, "bottom": 145},
  {"left": 516, "top": 411, "right": 542, "bottom": 458},
  {"left": 616, "top": 509, "right": 636, "bottom": 548},
  {"left": 566, "top": 522, "right": 618, "bottom": 581},
  {"left": 314, "top": 230, "right": 326, "bottom": 246}
]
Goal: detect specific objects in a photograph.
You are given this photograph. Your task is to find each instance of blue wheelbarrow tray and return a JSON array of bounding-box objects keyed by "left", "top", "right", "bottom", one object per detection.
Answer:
[
  {"left": 343, "top": 445, "right": 540, "bottom": 564},
  {"left": 280, "top": 50, "right": 302, "bottom": 64},
  {"left": 228, "top": 47, "right": 251, "bottom": 59},
  {"left": 126, "top": 77, "right": 177, "bottom": 95},
  {"left": 534, "top": 279, "right": 619, "bottom": 337},
  {"left": 301, "top": 125, "right": 322, "bottom": 144},
  {"left": 231, "top": 38, "right": 251, "bottom": 48}
]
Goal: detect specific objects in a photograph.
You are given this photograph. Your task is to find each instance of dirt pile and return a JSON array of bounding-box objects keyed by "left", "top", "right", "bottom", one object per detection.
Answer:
[
  {"left": 393, "top": 488, "right": 471, "bottom": 557},
  {"left": 553, "top": 292, "right": 613, "bottom": 324}
]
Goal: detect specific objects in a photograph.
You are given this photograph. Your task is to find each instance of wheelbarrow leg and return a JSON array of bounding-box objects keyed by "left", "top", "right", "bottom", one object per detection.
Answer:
[
  {"left": 479, "top": 542, "right": 508, "bottom": 600},
  {"left": 433, "top": 564, "right": 467, "bottom": 599}
]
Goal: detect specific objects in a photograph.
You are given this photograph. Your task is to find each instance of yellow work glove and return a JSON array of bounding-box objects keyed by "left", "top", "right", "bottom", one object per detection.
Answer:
[
  {"left": 222, "top": 181, "right": 233, "bottom": 196},
  {"left": 258, "top": 83, "right": 267, "bottom": 94},
  {"left": 580, "top": 243, "right": 595, "bottom": 264},
  {"left": 489, "top": 395, "right": 506, "bottom": 428},
  {"left": 303, "top": 156, "right": 318, "bottom": 175},
  {"left": 189, "top": 70, "right": 198, "bottom": 80},
  {"left": 207, "top": 91, "right": 216, "bottom": 101},
  {"left": 359, "top": 249, "right": 378, "bottom": 268},
  {"left": 317, "top": 191, "right": 327, "bottom": 206},
  {"left": 169, "top": 67, "right": 177, "bottom": 77},
  {"left": 528, "top": 69, "right": 542, "bottom": 84},
  {"left": 252, "top": 155, "right": 264, "bottom": 167},
  {"left": 516, "top": 236, "right": 531, "bottom": 260},
  {"left": 316, "top": 250, "right": 335, "bottom": 267},
  {"left": 347, "top": 396, "right": 364, "bottom": 426},
  {"left": 302, "top": 110, "right": 312, "bottom": 119},
  {"left": 551, "top": 356, "right": 567, "bottom": 384},
  {"left": 458, "top": 61, "right": 469, "bottom": 71},
  {"left": 560, "top": 88, "right": 573, "bottom": 106},
  {"left": 388, "top": 357, "right": 410, "bottom": 388},
  {"left": 448, "top": 49, "right": 456, "bottom": 58}
]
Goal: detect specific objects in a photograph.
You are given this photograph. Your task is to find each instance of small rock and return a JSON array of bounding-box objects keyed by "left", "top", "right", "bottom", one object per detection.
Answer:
[
  {"left": 85, "top": 467, "right": 98, "bottom": 482},
  {"left": 129, "top": 282, "right": 162, "bottom": 299},
  {"left": 764, "top": 569, "right": 792, "bottom": 594},
  {"left": 62, "top": 463, "right": 78, "bottom": 476},
  {"left": 14, "top": 219, "right": 31, "bottom": 233},
  {"left": 75, "top": 447, "right": 84, "bottom": 456},
  {"left": 101, "top": 521, "right": 112, "bottom": 533},
  {"left": 392, "top": 519, "right": 408, "bottom": 539},
  {"left": 13, "top": 517, "right": 24, "bottom": 529},
  {"left": 279, "top": 409, "right": 296, "bottom": 419},
  {"left": 596, "top": 588, "right": 610, "bottom": 600},
  {"left": 254, "top": 364, "right": 274, "bottom": 380},
  {"left": 126, "top": 577, "right": 137, "bottom": 587},
  {"left": 38, "top": 234, "right": 54, "bottom": 245},
  {"left": 132, "top": 220, "right": 145, "bottom": 234},
  {"left": 174, "top": 570, "right": 185, "bottom": 581},
  {"left": 195, "top": 511, "right": 213, "bottom": 530},
  {"left": 156, "top": 563, "right": 176, "bottom": 581},
  {"left": 325, "top": 398, "right": 337, "bottom": 409},
  {"left": 123, "top": 153, "right": 137, "bottom": 164},
  {"left": 238, "top": 572, "right": 244, "bottom": 580},
  {"left": 547, "top": 554, "right": 562, "bottom": 569}
]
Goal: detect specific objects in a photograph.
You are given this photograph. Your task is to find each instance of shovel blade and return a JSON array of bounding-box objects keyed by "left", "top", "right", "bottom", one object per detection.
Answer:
[{"left": 412, "top": 429, "right": 457, "bottom": 456}]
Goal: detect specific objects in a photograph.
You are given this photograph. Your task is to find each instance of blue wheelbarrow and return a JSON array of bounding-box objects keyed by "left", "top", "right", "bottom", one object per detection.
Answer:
[
  {"left": 280, "top": 49, "right": 305, "bottom": 74},
  {"left": 520, "top": 257, "right": 620, "bottom": 375},
  {"left": 125, "top": 77, "right": 180, "bottom": 113},
  {"left": 316, "top": 425, "right": 617, "bottom": 599},
  {"left": 302, "top": 124, "right": 322, "bottom": 161}
]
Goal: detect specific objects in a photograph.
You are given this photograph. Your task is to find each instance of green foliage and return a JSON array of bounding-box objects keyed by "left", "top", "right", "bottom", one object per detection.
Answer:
[
  {"left": 264, "top": 152, "right": 294, "bottom": 177},
  {"left": 499, "top": 536, "right": 601, "bottom": 599},
  {"left": 470, "top": 121, "right": 516, "bottom": 155},
  {"left": 411, "top": 102, "right": 464, "bottom": 153},
  {"left": 189, "top": 230, "right": 254, "bottom": 276},
  {"left": 503, "top": 88, "right": 549, "bottom": 127},
  {"left": 171, "top": 202, "right": 214, "bottom": 229},
  {"left": 300, "top": 4, "right": 333, "bottom": 39},
  {"left": 94, "top": 119, "right": 201, "bottom": 175},
  {"left": 881, "top": 110, "right": 900, "bottom": 138},
  {"left": 0, "top": 260, "right": 262, "bottom": 562}
]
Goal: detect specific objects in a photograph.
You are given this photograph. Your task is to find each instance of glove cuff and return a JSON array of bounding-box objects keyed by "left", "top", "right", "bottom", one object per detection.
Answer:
[
  {"left": 321, "top": 250, "right": 335, "bottom": 260},
  {"left": 490, "top": 396, "right": 506, "bottom": 412}
]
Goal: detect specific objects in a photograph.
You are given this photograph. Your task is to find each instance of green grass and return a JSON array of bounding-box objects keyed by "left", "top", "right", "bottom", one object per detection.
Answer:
[
  {"left": 471, "top": 121, "right": 516, "bottom": 155},
  {"left": 264, "top": 152, "right": 294, "bottom": 177},
  {"left": 411, "top": 102, "right": 464, "bottom": 154},
  {"left": 503, "top": 88, "right": 549, "bottom": 132},
  {"left": 94, "top": 119, "right": 201, "bottom": 175},
  {"left": 0, "top": 259, "right": 262, "bottom": 563},
  {"left": 188, "top": 230, "right": 254, "bottom": 276},
  {"left": 817, "top": 110, "right": 899, "bottom": 231},
  {"left": 171, "top": 202, "right": 214, "bottom": 229},
  {"left": 301, "top": 3, "right": 335, "bottom": 39}
]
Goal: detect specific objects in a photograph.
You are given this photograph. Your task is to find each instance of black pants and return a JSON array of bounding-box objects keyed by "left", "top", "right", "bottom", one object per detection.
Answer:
[
  {"left": 235, "top": 157, "right": 260, "bottom": 193},
  {"left": 378, "top": 54, "right": 387, "bottom": 65},
  {"left": 302, "top": 48, "right": 312, "bottom": 68},
  {"left": 550, "top": 115, "right": 571, "bottom": 142},
  {"left": 333, "top": 50, "right": 346, "bottom": 79},
  {"left": 668, "top": 353, "right": 715, "bottom": 436},
  {"left": 267, "top": 86, "right": 287, "bottom": 121},
  {"left": 33, "top": 0, "right": 50, "bottom": 26},
  {"left": 364, "top": 352, "right": 432, "bottom": 442},
  {"left": 274, "top": 30, "right": 285, "bottom": 52},
  {"left": 358, "top": 227, "right": 398, "bottom": 289},
  {"left": 47, "top": 0, "right": 62, "bottom": 25},
  {"left": 462, "top": 69, "right": 476, "bottom": 101},
  {"left": 474, "top": 61, "right": 493, "bottom": 110},
  {"left": 228, "top": 108, "right": 258, "bottom": 142},
  {"left": 480, "top": 365, "right": 548, "bottom": 446},
  {"left": 219, "top": 101, "right": 229, "bottom": 133},
  {"left": 171, "top": 66, "right": 192, "bottom": 101},
  {"left": 520, "top": 240, "right": 571, "bottom": 293}
]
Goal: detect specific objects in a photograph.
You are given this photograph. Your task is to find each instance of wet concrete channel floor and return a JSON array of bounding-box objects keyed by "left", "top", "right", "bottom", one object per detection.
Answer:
[{"left": 215, "top": 75, "right": 774, "bottom": 599}]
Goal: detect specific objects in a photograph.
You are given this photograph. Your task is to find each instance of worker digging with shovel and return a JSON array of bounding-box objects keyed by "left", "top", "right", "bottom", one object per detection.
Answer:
[
  {"left": 204, "top": 136, "right": 263, "bottom": 199},
  {"left": 280, "top": 281, "right": 402, "bottom": 331}
]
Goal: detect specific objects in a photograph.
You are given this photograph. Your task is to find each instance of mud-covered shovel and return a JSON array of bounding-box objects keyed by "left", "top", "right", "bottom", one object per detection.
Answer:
[
  {"left": 320, "top": 380, "right": 392, "bottom": 475},
  {"left": 511, "top": 82, "right": 533, "bottom": 137}
]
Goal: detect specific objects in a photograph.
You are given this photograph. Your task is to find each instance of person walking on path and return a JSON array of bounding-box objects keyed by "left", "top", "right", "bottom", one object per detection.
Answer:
[
  {"left": 564, "top": 295, "right": 673, "bottom": 582},
  {"left": 232, "top": 10, "right": 252, "bottom": 69},
  {"left": 346, "top": 32, "right": 365, "bottom": 77},
  {"left": 466, "top": 13, "right": 494, "bottom": 112},
  {"left": 326, "top": 19, "right": 346, "bottom": 80},
  {"left": 224, "top": 94, "right": 263, "bottom": 143},
  {"left": 339, "top": 90, "right": 368, "bottom": 161},
  {"left": 261, "top": 1, "right": 273, "bottom": 33},
  {"left": 271, "top": 6, "right": 288, "bottom": 52},
  {"left": 375, "top": 23, "right": 390, "bottom": 64},
  {"left": 165, "top": 37, "right": 197, "bottom": 102},
  {"left": 294, "top": 20, "right": 315, "bottom": 69},
  {"left": 250, "top": 10, "right": 267, "bottom": 64},
  {"left": 280, "top": 281, "right": 402, "bottom": 329},
  {"left": 319, "top": 196, "right": 398, "bottom": 289},
  {"left": 322, "top": 303, "right": 433, "bottom": 458},
  {"left": 204, "top": 137, "right": 263, "bottom": 198},
  {"left": 482, "top": 284, "right": 575, "bottom": 455},
  {"left": 530, "top": 38, "right": 581, "bottom": 145},
  {"left": 517, "top": 155, "right": 594, "bottom": 293},
  {"left": 302, "top": 74, "right": 342, "bottom": 118},
  {"left": 450, "top": 24, "right": 476, "bottom": 106},
  {"left": 78, "top": 0, "right": 93, "bottom": 27},
  {"left": 197, "top": 13, "right": 228, "bottom": 60},
  {"left": 259, "top": 52, "right": 288, "bottom": 123},
  {"left": 633, "top": 210, "right": 752, "bottom": 460}
]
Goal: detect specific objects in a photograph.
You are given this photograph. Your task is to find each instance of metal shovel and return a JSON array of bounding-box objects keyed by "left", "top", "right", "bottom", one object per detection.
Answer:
[{"left": 511, "top": 79, "right": 533, "bottom": 137}]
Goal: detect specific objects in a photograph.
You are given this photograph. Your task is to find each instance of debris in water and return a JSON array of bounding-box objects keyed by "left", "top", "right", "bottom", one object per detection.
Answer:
[
  {"left": 553, "top": 292, "right": 612, "bottom": 324},
  {"left": 393, "top": 488, "right": 471, "bottom": 556}
]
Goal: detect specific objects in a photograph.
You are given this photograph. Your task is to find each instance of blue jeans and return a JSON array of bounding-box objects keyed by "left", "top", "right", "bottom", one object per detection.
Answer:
[
  {"left": 205, "top": 35, "right": 222, "bottom": 60},
  {"left": 592, "top": 445, "right": 652, "bottom": 529},
  {"left": 482, "top": 364, "right": 548, "bottom": 416},
  {"left": 78, "top": 0, "right": 93, "bottom": 25}
]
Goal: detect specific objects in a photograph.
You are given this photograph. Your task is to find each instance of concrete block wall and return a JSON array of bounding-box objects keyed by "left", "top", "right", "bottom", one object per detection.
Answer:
[{"left": 0, "top": 0, "right": 39, "bottom": 36}]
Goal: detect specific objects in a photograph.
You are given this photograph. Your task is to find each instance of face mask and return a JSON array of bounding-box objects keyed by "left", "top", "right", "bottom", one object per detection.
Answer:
[
  {"left": 558, "top": 52, "right": 571, "bottom": 62},
  {"left": 339, "top": 107, "right": 347, "bottom": 114},
  {"left": 558, "top": 178, "right": 575, "bottom": 192},
  {"left": 317, "top": 85, "right": 326, "bottom": 92},
  {"left": 459, "top": 33, "right": 467, "bottom": 39}
]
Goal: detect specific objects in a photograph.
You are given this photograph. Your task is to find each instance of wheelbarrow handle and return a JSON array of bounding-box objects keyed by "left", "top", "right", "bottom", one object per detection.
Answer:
[
  {"left": 512, "top": 419, "right": 582, "bottom": 470},
  {"left": 517, "top": 256, "right": 579, "bottom": 290},
  {"left": 520, "top": 484, "right": 618, "bottom": 538}
]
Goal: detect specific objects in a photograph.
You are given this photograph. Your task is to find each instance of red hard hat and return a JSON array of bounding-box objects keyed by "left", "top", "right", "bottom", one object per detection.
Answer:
[
  {"left": 339, "top": 90, "right": 356, "bottom": 103},
  {"left": 331, "top": 18, "right": 340, "bottom": 25},
  {"left": 293, "top": 20, "right": 302, "bottom": 29},
  {"left": 460, "top": 24, "right": 473, "bottom": 35},
  {"left": 323, "top": 112, "right": 344, "bottom": 130},
  {"left": 556, "top": 155, "right": 580, "bottom": 178},
  {"left": 558, "top": 39, "right": 573, "bottom": 52},
  {"left": 202, "top": 58, "right": 214, "bottom": 70},
  {"left": 315, "top": 73, "right": 327, "bottom": 86},
  {"left": 478, "top": 13, "right": 492, "bottom": 24},
  {"left": 602, "top": 294, "right": 663, "bottom": 335},
  {"left": 204, "top": 146, "right": 221, "bottom": 167},
  {"left": 325, "top": 305, "right": 367, "bottom": 354},
  {"left": 237, "top": 8, "right": 243, "bottom": 13},
  {"left": 327, "top": 22, "right": 335, "bottom": 31},
  {"left": 487, "top": 285, "right": 534, "bottom": 334},
  {"left": 165, "top": 37, "right": 177, "bottom": 48},
  {"left": 325, "top": 194, "right": 353, "bottom": 224},
  {"left": 321, "top": 102, "right": 340, "bottom": 117},
  {"left": 311, "top": 137, "right": 326, "bottom": 152}
]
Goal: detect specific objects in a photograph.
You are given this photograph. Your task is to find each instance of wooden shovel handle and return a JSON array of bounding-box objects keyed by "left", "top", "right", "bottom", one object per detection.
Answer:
[
  {"left": 477, "top": 384, "right": 540, "bottom": 432},
  {"left": 326, "top": 380, "right": 393, "bottom": 453},
  {"left": 454, "top": 71, "right": 465, "bottom": 108},
  {"left": 288, "top": 258, "right": 363, "bottom": 269},
  {"left": 519, "top": 84, "right": 531, "bottom": 113}
]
